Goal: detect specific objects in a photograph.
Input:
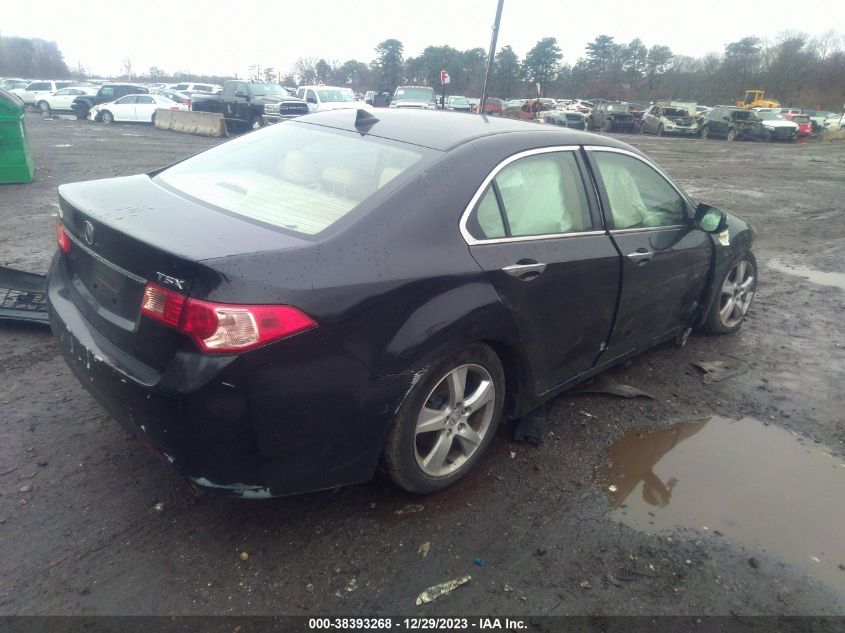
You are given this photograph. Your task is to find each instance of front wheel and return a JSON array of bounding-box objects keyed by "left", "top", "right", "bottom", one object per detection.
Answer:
[
  {"left": 701, "top": 126, "right": 710, "bottom": 140},
  {"left": 701, "top": 253, "right": 757, "bottom": 334},
  {"left": 657, "top": 124, "right": 664, "bottom": 137},
  {"left": 383, "top": 343, "right": 505, "bottom": 494},
  {"left": 251, "top": 116, "right": 265, "bottom": 131},
  {"left": 100, "top": 110, "right": 114, "bottom": 125},
  {"left": 726, "top": 128, "right": 737, "bottom": 142},
  {"left": 38, "top": 101, "right": 51, "bottom": 115}
]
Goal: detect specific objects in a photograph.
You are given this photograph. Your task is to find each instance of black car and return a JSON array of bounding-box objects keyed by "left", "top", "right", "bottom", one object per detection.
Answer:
[
  {"left": 71, "top": 84, "right": 149, "bottom": 120},
  {"left": 700, "top": 107, "right": 770, "bottom": 141},
  {"left": 49, "top": 110, "right": 756, "bottom": 497},
  {"left": 191, "top": 81, "right": 309, "bottom": 132},
  {"left": 542, "top": 109, "right": 588, "bottom": 130}
]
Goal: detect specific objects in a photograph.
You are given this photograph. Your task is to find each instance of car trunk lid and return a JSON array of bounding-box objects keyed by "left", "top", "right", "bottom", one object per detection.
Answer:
[{"left": 57, "top": 174, "right": 307, "bottom": 371}]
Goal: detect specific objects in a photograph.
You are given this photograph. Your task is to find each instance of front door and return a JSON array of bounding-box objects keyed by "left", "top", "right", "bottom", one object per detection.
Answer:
[
  {"left": 134, "top": 95, "right": 156, "bottom": 122},
  {"left": 465, "top": 148, "right": 620, "bottom": 394},
  {"left": 586, "top": 147, "right": 712, "bottom": 360},
  {"left": 109, "top": 96, "right": 137, "bottom": 121}
]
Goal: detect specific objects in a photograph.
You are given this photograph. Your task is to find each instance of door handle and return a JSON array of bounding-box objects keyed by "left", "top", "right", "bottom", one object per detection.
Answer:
[
  {"left": 626, "top": 249, "right": 653, "bottom": 264},
  {"left": 502, "top": 261, "right": 547, "bottom": 280}
]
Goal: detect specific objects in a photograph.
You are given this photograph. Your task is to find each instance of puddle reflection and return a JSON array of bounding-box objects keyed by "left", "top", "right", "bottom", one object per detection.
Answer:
[{"left": 600, "top": 417, "right": 845, "bottom": 597}]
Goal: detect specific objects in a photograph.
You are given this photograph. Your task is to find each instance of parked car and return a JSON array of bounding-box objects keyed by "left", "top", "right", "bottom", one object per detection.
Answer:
[
  {"left": 445, "top": 95, "right": 472, "bottom": 112},
  {"left": 150, "top": 89, "right": 192, "bottom": 107},
  {"left": 12, "top": 80, "right": 76, "bottom": 106},
  {"left": 700, "top": 107, "right": 769, "bottom": 141},
  {"left": 640, "top": 104, "right": 699, "bottom": 136},
  {"left": 567, "top": 100, "right": 594, "bottom": 113},
  {"left": 172, "top": 82, "right": 222, "bottom": 95},
  {"left": 295, "top": 85, "right": 367, "bottom": 112},
  {"left": 589, "top": 100, "right": 636, "bottom": 132},
  {"left": 90, "top": 94, "right": 187, "bottom": 124},
  {"left": 802, "top": 110, "right": 832, "bottom": 133},
  {"left": 781, "top": 113, "right": 813, "bottom": 137},
  {"left": 37, "top": 86, "right": 98, "bottom": 114},
  {"left": 390, "top": 86, "right": 437, "bottom": 110},
  {"left": 0, "top": 78, "right": 29, "bottom": 90},
  {"left": 191, "top": 80, "right": 309, "bottom": 131},
  {"left": 478, "top": 97, "right": 504, "bottom": 115},
  {"left": 542, "top": 109, "right": 588, "bottom": 129},
  {"left": 71, "top": 84, "right": 149, "bottom": 120},
  {"left": 755, "top": 111, "right": 799, "bottom": 141},
  {"left": 49, "top": 110, "right": 755, "bottom": 497}
]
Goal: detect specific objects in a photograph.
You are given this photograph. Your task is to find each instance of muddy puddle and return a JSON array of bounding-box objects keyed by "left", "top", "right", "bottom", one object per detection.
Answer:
[
  {"left": 767, "top": 259, "right": 845, "bottom": 291},
  {"left": 600, "top": 416, "right": 845, "bottom": 596}
]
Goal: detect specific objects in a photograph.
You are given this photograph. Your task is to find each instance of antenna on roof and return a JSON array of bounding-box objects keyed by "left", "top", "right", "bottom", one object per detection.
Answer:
[{"left": 354, "top": 109, "right": 379, "bottom": 134}]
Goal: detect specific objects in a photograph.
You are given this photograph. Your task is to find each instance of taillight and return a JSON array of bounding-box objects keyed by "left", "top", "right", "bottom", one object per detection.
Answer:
[
  {"left": 140, "top": 282, "right": 316, "bottom": 353},
  {"left": 56, "top": 219, "right": 71, "bottom": 254}
]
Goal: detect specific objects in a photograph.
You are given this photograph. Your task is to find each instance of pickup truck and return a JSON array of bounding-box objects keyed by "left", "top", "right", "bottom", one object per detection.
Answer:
[
  {"left": 190, "top": 80, "right": 309, "bottom": 131},
  {"left": 71, "top": 84, "right": 149, "bottom": 120}
]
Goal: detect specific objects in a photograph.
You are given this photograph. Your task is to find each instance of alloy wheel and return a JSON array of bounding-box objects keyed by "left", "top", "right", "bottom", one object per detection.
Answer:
[
  {"left": 719, "top": 259, "right": 755, "bottom": 328},
  {"left": 413, "top": 364, "right": 496, "bottom": 478}
]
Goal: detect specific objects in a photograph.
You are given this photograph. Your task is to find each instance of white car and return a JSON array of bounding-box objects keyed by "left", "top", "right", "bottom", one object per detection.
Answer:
[
  {"left": 296, "top": 85, "right": 369, "bottom": 112},
  {"left": 37, "top": 86, "right": 99, "bottom": 114},
  {"left": 12, "top": 80, "right": 76, "bottom": 106},
  {"left": 171, "top": 82, "right": 222, "bottom": 95},
  {"left": 755, "top": 111, "right": 799, "bottom": 141},
  {"left": 89, "top": 94, "right": 187, "bottom": 124}
]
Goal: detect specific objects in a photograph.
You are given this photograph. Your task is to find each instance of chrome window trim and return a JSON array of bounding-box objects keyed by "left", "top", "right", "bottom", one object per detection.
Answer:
[
  {"left": 584, "top": 145, "right": 697, "bottom": 213},
  {"left": 459, "top": 146, "right": 584, "bottom": 246},
  {"left": 65, "top": 230, "right": 147, "bottom": 285},
  {"left": 609, "top": 225, "right": 686, "bottom": 235}
]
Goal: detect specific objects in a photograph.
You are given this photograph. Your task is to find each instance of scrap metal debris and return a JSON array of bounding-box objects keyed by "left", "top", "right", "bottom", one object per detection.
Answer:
[
  {"left": 417, "top": 542, "right": 431, "bottom": 558},
  {"left": 691, "top": 358, "right": 750, "bottom": 384},
  {"left": 513, "top": 405, "right": 550, "bottom": 444},
  {"left": 415, "top": 575, "right": 471, "bottom": 605},
  {"left": 570, "top": 375, "right": 655, "bottom": 399},
  {"left": 0, "top": 266, "right": 49, "bottom": 325}
]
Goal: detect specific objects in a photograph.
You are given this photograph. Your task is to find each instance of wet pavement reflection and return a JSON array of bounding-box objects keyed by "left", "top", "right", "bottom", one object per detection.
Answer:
[{"left": 600, "top": 416, "right": 845, "bottom": 596}]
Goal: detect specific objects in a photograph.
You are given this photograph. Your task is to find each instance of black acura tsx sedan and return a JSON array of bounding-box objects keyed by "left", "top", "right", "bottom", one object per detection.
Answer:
[{"left": 49, "top": 109, "right": 756, "bottom": 497}]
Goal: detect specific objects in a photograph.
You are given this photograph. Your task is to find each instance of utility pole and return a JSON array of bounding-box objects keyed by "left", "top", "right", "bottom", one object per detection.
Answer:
[{"left": 478, "top": 0, "right": 505, "bottom": 116}]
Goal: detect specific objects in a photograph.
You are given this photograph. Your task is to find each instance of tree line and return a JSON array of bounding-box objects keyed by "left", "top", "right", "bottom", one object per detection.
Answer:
[{"left": 3, "top": 31, "right": 843, "bottom": 110}]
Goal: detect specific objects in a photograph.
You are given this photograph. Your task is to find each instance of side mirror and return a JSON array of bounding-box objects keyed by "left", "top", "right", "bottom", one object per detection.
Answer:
[{"left": 695, "top": 203, "right": 727, "bottom": 233}]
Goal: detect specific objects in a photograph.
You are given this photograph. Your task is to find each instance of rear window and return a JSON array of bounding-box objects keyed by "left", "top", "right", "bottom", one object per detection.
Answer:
[{"left": 155, "top": 123, "right": 433, "bottom": 236}]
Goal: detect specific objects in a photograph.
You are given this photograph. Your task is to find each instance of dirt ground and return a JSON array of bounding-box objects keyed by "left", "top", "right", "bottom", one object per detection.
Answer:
[{"left": 1, "top": 113, "right": 843, "bottom": 617}]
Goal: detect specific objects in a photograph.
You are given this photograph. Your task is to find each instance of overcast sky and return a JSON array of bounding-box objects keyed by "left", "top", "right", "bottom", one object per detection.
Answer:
[{"left": 3, "top": 0, "right": 840, "bottom": 78}]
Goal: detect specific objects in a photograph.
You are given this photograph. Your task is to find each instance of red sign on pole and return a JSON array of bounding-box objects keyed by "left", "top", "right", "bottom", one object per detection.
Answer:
[{"left": 441, "top": 70, "right": 451, "bottom": 85}]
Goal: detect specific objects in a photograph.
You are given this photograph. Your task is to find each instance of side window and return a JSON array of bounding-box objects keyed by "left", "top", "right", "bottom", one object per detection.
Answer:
[
  {"left": 136, "top": 96, "right": 154, "bottom": 104},
  {"left": 223, "top": 82, "right": 236, "bottom": 97},
  {"left": 593, "top": 152, "right": 687, "bottom": 230},
  {"left": 101, "top": 87, "right": 114, "bottom": 98},
  {"left": 468, "top": 152, "right": 592, "bottom": 240},
  {"left": 29, "top": 82, "right": 50, "bottom": 91},
  {"left": 306, "top": 90, "right": 318, "bottom": 104},
  {"left": 115, "top": 96, "right": 137, "bottom": 105}
]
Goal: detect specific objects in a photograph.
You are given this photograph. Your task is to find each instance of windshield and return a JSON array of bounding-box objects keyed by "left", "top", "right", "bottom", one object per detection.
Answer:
[
  {"left": 448, "top": 97, "right": 469, "bottom": 105},
  {"left": 394, "top": 87, "right": 434, "bottom": 102},
  {"left": 663, "top": 107, "right": 688, "bottom": 117},
  {"left": 733, "top": 110, "right": 759, "bottom": 121},
  {"left": 155, "top": 123, "right": 433, "bottom": 236},
  {"left": 248, "top": 83, "right": 286, "bottom": 97},
  {"left": 317, "top": 89, "right": 355, "bottom": 103}
]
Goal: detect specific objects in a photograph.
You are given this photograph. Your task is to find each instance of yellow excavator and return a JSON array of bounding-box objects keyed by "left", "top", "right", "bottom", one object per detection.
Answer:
[{"left": 736, "top": 89, "right": 780, "bottom": 109}]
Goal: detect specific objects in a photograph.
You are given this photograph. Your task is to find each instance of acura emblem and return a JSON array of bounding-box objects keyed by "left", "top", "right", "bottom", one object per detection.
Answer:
[{"left": 82, "top": 220, "right": 96, "bottom": 246}]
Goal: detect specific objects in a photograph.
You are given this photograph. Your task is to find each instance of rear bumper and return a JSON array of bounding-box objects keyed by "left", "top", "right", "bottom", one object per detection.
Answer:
[{"left": 48, "top": 254, "right": 414, "bottom": 497}]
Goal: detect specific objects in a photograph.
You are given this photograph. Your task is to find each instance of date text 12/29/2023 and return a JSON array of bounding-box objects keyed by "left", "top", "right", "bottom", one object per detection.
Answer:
[{"left": 308, "top": 618, "right": 527, "bottom": 630}]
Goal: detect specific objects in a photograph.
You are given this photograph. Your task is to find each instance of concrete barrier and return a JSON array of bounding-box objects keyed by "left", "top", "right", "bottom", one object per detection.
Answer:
[
  {"left": 821, "top": 127, "right": 845, "bottom": 142},
  {"left": 154, "top": 109, "right": 227, "bottom": 138}
]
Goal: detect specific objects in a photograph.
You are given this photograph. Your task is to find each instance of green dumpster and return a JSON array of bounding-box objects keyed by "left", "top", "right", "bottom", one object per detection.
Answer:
[{"left": 0, "top": 88, "right": 34, "bottom": 184}]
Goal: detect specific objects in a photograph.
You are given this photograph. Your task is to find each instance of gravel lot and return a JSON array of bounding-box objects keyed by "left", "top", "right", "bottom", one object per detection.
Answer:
[{"left": 1, "top": 113, "right": 844, "bottom": 617}]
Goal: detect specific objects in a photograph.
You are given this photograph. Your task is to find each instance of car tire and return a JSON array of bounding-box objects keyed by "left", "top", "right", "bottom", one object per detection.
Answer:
[
  {"left": 701, "top": 126, "right": 710, "bottom": 140},
  {"left": 101, "top": 110, "right": 114, "bottom": 125},
  {"left": 604, "top": 118, "right": 613, "bottom": 133},
  {"left": 657, "top": 124, "right": 664, "bottom": 137},
  {"left": 38, "top": 101, "right": 51, "bottom": 115},
  {"left": 251, "top": 116, "right": 265, "bottom": 131},
  {"left": 75, "top": 111, "right": 88, "bottom": 121},
  {"left": 726, "top": 128, "right": 737, "bottom": 142},
  {"left": 383, "top": 343, "right": 505, "bottom": 494},
  {"left": 700, "top": 252, "right": 757, "bottom": 334},
  {"left": 150, "top": 112, "right": 156, "bottom": 125}
]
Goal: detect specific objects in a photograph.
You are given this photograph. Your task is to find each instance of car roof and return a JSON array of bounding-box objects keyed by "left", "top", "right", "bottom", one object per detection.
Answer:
[{"left": 294, "top": 109, "right": 635, "bottom": 152}]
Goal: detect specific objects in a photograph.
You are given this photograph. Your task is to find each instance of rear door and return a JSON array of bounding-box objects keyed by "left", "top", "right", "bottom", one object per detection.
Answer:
[
  {"left": 134, "top": 95, "right": 157, "bottom": 122},
  {"left": 585, "top": 146, "right": 712, "bottom": 360},
  {"left": 464, "top": 147, "right": 620, "bottom": 394}
]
